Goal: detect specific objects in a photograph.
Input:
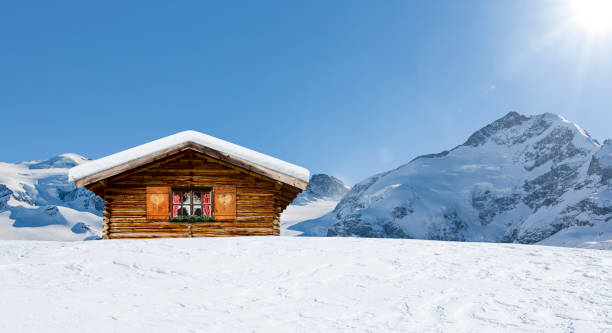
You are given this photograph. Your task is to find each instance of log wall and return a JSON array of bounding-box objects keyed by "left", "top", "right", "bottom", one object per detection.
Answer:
[{"left": 88, "top": 150, "right": 302, "bottom": 239}]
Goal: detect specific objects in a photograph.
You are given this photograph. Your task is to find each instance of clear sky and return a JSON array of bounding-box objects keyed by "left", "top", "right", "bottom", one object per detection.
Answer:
[{"left": 1, "top": 1, "right": 611, "bottom": 185}]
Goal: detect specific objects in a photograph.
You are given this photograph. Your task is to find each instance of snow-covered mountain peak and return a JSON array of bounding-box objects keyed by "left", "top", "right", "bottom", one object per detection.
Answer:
[
  {"left": 27, "top": 153, "right": 89, "bottom": 169},
  {"left": 0, "top": 154, "right": 102, "bottom": 240},
  {"left": 412, "top": 112, "right": 599, "bottom": 174},
  {"left": 295, "top": 112, "right": 612, "bottom": 248},
  {"left": 293, "top": 174, "right": 350, "bottom": 205},
  {"left": 463, "top": 112, "right": 598, "bottom": 150}
]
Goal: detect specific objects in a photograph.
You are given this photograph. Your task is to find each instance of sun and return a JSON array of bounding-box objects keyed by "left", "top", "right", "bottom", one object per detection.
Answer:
[{"left": 569, "top": 0, "right": 612, "bottom": 34}]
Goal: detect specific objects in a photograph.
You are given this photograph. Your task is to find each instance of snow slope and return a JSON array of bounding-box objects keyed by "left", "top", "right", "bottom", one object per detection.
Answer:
[
  {"left": 281, "top": 174, "right": 350, "bottom": 236},
  {"left": 281, "top": 199, "right": 338, "bottom": 236},
  {"left": 0, "top": 154, "right": 103, "bottom": 240},
  {"left": 295, "top": 112, "right": 612, "bottom": 249},
  {"left": 0, "top": 237, "right": 610, "bottom": 332}
]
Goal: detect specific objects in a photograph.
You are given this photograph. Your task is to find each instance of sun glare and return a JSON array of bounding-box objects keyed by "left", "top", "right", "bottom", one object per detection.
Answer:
[{"left": 569, "top": 0, "right": 612, "bottom": 34}]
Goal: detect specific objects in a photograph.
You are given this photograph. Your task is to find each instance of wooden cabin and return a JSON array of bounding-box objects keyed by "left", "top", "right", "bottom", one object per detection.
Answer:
[{"left": 69, "top": 131, "right": 309, "bottom": 239}]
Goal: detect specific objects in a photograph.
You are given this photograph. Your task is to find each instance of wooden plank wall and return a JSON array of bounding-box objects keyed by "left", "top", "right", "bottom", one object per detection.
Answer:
[{"left": 90, "top": 150, "right": 302, "bottom": 239}]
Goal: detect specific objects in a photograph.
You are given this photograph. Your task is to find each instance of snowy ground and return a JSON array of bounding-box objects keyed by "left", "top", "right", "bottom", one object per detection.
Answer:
[
  {"left": 0, "top": 237, "right": 610, "bottom": 332},
  {"left": 0, "top": 208, "right": 101, "bottom": 241},
  {"left": 280, "top": 199, "right": 338, "bottom": 236}
]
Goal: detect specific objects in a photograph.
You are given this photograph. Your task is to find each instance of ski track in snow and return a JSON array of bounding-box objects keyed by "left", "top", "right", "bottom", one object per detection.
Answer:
[{"left": 0, "top": 237, "right": 610, "bottom": 332}]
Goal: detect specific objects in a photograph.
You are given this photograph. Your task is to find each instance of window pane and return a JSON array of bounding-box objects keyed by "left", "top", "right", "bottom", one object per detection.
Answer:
[
  {"left": 194, "top": 206, "right": 202, "bottom": 216},
  {"left": 182, "top": 191, "right": 191, "bottom": 204},
  {"left": 202, "top": 192, "right": 211, "bottom": 204},
  {"left": 193, "top": 192, "right": 202, "bottom": 204},
  {"left": 204, "top": 205, "right": 211, "bottom": 217},
  {"left": 177, "top": 207, "right": 188, "bottom": 216},
  {"left": 173, "top": 192, "right": 181, "bottom": 204},
  {"left": 173, "top": 205, "right": 180, "bottom": 217},
  {"left": 182, "top": 206, "right": 191, "bottom": 215}
]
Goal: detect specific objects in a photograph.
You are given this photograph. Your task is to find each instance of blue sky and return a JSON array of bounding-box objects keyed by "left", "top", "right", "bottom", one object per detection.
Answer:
[{"left": 1, "top": 1, "right": 611, "bottom": 185}]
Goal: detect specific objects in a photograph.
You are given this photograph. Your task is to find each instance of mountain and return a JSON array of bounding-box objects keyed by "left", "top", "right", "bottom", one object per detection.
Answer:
[
  {"left": 293, "top": 112, "right": 612, "bottom": 249},
  {"left": 281, "top": 174, "right": 350, "bottom": 236},
  {"left": 0, "top": 154, "right": 103, "bottom": 240},
  {"left": 293, "top": 174, "right": 350, "bottom": 205}
]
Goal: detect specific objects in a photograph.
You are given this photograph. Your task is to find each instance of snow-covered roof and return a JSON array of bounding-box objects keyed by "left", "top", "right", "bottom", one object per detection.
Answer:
[{"left": 69, "top": 130, "right": 310, "bottom": 187}]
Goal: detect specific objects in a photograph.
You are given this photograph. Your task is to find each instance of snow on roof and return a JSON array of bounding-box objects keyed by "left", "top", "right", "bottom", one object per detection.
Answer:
[{"left": 68, "top": 130, "right": 310, "bottom": 184}]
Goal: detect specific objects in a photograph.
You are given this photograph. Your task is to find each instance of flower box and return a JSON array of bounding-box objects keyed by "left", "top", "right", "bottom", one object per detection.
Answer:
[{"left": 169, "top": 215, "right": 215, "bottom": 223}]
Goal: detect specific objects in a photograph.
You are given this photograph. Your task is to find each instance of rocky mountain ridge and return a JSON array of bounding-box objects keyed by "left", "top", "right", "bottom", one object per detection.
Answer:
[{"left": 293, "top": 112, "right": 611, "bottom": 249}]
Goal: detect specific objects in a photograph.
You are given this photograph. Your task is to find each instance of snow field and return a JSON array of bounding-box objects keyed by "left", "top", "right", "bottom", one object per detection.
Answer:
[
  {"left": 280, "top": 199, "right": 339, "bottom": 236},
  {"left": 0, "top": 237, "right": 610, "bottom": 332}
]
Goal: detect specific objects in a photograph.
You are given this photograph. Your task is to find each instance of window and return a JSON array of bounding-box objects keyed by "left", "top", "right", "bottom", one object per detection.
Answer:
[{"left": 172, "top": 189, "right": 212, "bottom": 218}]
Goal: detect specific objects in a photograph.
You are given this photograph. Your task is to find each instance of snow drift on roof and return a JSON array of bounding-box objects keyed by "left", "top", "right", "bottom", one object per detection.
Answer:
[{"left": 68, "top": 130, "right": 310, "bottom": 183}]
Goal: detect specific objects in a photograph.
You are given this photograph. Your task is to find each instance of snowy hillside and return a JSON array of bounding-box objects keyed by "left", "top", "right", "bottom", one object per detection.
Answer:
[
  {"left": 0, "top": 237, "right": 610, "bottom": 332},
  {"left": 0, "top": 154, "right": 103, "bottom": 240},
  {"left": 294, "top": 112, "right": 612, "bottom": 249},
  {"left": 281, "top": 174, "right": 349, "bottom": 236},
  {"left": 281, "top": 199, "right": 339, "bottom": 236}
]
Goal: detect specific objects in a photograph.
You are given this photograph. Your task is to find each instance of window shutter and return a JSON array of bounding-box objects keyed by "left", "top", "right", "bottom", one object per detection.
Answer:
[
  {"left": 214, "top": 185, "right": 236, "bottom": 221},
  {"left": 146, "top": 186, "right": 170, "bottom": 221}
]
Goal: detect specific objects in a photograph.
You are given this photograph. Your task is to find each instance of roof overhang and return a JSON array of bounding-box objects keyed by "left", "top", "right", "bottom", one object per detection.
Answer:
[
  {"left": 73, "top": 141, "right": 308, "bottom": 190},
  {"left": 70, "top": 131, "right": 309, "bottom": 190}
]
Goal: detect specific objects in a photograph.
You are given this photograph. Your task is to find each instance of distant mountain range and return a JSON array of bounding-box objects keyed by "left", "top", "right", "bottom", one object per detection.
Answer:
[
  {"left": 0, "top": 154, "right": 102, "bottom": 240},
  {"left": 0, "top": 156, "right": 352, "bottom": 241},
  {"left": 291, "top": 112, "right": 612, "bottom": 250},
  {"left": 1, "top": 112, "right": 610, "bottom": 249}
]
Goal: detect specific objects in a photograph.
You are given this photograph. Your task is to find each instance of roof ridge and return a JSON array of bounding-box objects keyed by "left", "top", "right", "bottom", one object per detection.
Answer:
[{"left": 69, "top": 131, "right": 310, "bottom": 188}]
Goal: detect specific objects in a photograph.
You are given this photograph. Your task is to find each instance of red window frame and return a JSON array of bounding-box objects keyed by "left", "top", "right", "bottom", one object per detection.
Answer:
[{"left": 171, "top": 188, "right": 213, "bottom": 218}]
